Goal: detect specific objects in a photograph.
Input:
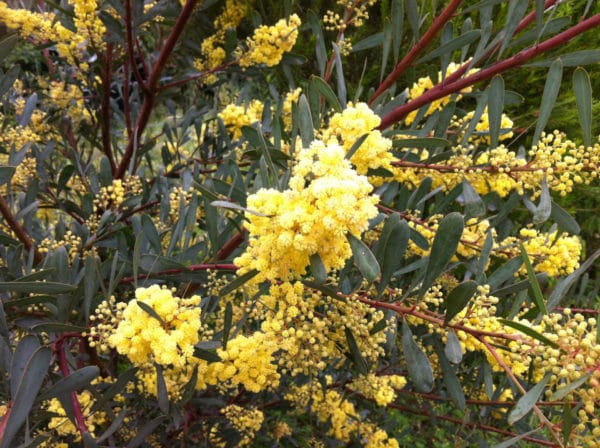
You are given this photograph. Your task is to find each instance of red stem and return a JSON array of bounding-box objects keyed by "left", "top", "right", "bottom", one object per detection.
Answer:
[
  {"left": 378, "top": 13, "right": 600, "bottom": 130},
  {"left": 369, "top": 0, "right": 464, "bottom": 104},
  {"left": 57, "top": 339, "right": 89, "bottom": 438},
  {"left": 120, "top": 263, "right": 238, "bottom": 283},
  {"left": 116, "top": 0, "right": 199, "bottom": 179},
  {"left": 100, "top": 42, "right": 116, "bottom": 175}
]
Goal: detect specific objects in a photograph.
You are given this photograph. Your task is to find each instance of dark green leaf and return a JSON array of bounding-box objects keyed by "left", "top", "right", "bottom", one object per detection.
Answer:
[
  {"left": 508, "top": 374, "right": 551, "bottom": 425},
  {"left": 136, "top": 301, "right": 165, "bottom": 325},
  {"left": 0, "top": 282, "right": 76, "bottom": 294},
  {"left": 550, "top": 201, "right": 580, "bottom": 235},
  {"left": 445, "top": 281, "right": 477, "bottom": 324},
  {"left": 126, "top": 416, "right": 167, "bottom": 448},
  {"left": 393, "top": 137, "right": 450, "bottom": 149},
  {"left": 1, "top": 347, "right": 51, "bottom": 448},
  {"left": 348, "top": 233, "right": 381, "bottom": 282},
  {"left": 435, "top": 339, "right": 465, "bottom": 410},
  {"left": 345, "top": 133, "right": 369, "bottom": 162},
  {"left": 309, "top": 253, "right": 327, "bottom": 284},
  {"left": 519, "top": 243, "right": 547, "bottom": 315},
  {"left": 10, "top": 335, "right": 39, "bottom": 398},
  {"left": 462, "top": 178, "right": 485, "bottom": 218},
  {"left": 498, "top": 0, "right": 529, "bottom": 57},
  {"left": 533, "top": 59, "right": 562, "bottom": 145},
  {"left": 444, "top": 330, "right": 463, "bottom": 364},
  {"left": 40, "top": 366, "right": 100, "bottom": 400},
  {"left": 549, "top": 372, "right": 591, "bottom": 401},
  {"left": 310, "top": 75, "right": 342, "bottom": 112},
  {"left": 417, "top": 30, "right": 481, "bottom": 63},
  {"left": 220, "top": 269, "right": 258, "bottom": 297},
  {"left": 498, "top": 319, "right": 559, "bottom": 349},
  {"left": 419, "top": 212, "right": 464, "bottom": 297},
  {"left": 0, "top": 32, "right": 18, "bottom": 63},
  {"left": 297, "top": 94, "right": 315, "bottom": 148},
  {"left": 492, "top": 429, "right": 542, "bottom": 448},
  {"left": 351, "top": 32, "right": 383, "bottom": 52},
  {"left": 96, "top": 410, "right": 129, "bottom": 444},
  {"left": 16, "top": 93, "right": 37, "bottom": 127},
  {"left": 31, "top": 323, "right": 87, "bottom": 333},
  {"left": 402, "top": 320, "right": 433, "bottom": 393},
  {"left": 375, "top": 214, "right": 409, "bottom": 294},
  {"left": 526, "top": 50, "right": 600, "bottom": 67},
  {"left": 0, "top": 166, "right": 15, "bottom": 186},
  {"left": 344, "top": 327, "right": 368, "bottom": 375},
  {"left": 193, "top": 348, "right": 222, "bottom": 363},
  {"left": 391, "top": 0, "right": 403, "bottom": 63},
  {"left": 488, "top": 257, "right": 523, "bottom": 289},
  {"left": 307, "top": 10, "right": 327, "bottom": 77},
  {"left": 155, "top": 364, "right": 169, "bottom": 414},
  {"left": 487, "top": 75, "right": 504, "bottom": 148},
  {"left": 369, "top": 318, "right": 387, "bottom": 335},
  {"left": 573, "top": 67, "right": 592, "bottom": 147},
  {"left": 132, "top": 231, "right": 142, "bottom": 288},
  {"left": 222, "top": 301, "right": 233, "bottom": 350}
]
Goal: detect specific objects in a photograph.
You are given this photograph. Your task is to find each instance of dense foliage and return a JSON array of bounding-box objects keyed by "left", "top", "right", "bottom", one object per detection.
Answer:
[{"left": 1, "top": 0, "right": 600, "bottom": 446}]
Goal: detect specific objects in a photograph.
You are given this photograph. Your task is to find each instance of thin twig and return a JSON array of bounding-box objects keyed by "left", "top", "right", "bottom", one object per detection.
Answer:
[{"left": 0, "top": 195, "right": 43, "bottom": 263}]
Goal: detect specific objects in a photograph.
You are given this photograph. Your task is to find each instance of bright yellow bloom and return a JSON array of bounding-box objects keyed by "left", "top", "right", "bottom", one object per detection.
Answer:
[{"left": 239, "top": 14, "right": 301, "bottom": 67}]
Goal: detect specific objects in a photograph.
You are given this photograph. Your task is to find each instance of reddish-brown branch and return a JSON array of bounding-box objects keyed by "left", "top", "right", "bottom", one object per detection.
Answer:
[
  {"left": 56, "top": 339, "right": 89, "bottom": 439},
  {"left": 116, "top": 0, "right": 199, "bottom": 179},
  {"left": 378, "top": 13, "right": 600, "bottom": 129},
  {"left": 100, "top": 42, "right": 116, "bottom": 175},
  {"left": 0, "top": 195, "right": 43, "bottom": 264},
  {"left": 124, "top": 0, "right": 148, "bottom": 92},
  {"left": 388, "top": 403, "right": 558, "bottom": 447},
  {"left": 369, "top": 0, "right": 464, "bottom": 104},
  {"left": 215, "top": 229, "right": 247, "bottom": 261},
  {"left": 120, "top": 263, "right": 237, "bottom": 284}
]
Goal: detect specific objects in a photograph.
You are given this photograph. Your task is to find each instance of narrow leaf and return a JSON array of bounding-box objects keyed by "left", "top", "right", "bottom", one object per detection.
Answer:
[
  {"left": 220, "top": 269, "right": 258, "bottom": 297},
  {"left": 310, "top": 75, "right": 342, "bottom": 112},
  {"left": 210, "top": 200, "right": 269, "bottom": 217},
  {"left": 348, "top": 233, "right": 381, "bottom": 282},
  {"left": 0, "top": 167, "right": 15, "bottom": 186},
  {"left": 344, "top": 327, "right": 368, "bottom": 375},
  {"left": 498, "top": 319, "right": 559, "bottom": 349},
  {"left": 532, "top": 177, "right": 551, "bottom": 224},
  {"left": 519, "top": 243, "right": 547, "bottom": 315},
  {"left": 445, "top": 281, "right": 477, "bottom": 324},
  {"left": 136, "top": 301, "right": 165, "bottom": 325},
  {"left": 375, "top": 214, "right": 409, "bottom": 294},
  {"left": 444, "top": 330, "right": 463, "bottom": 364},
  {"left": 402, "top": 319, "right": 434, "bottom": 393},
  {"left": 549, "top": 372, "right": 592, "bottom": 401},
  {"left": 435, "top": 340, "right": 466, "bottom": 410},
  {"left": 417, "top": 30, "right": 481, "bottom": 63},
  {"left": 309, "top": 253, "right": 327, "bottom": 284},
  {"left": 550, "top": 201, "right": 580, "bottom": 235},
  {"left": 533, "top": 59, "right": 562, "bottom": 145},
  {"left": 508, "top": 374, "right": 551, "bottom": 425},
  {"left": 126, "top": 416, "right": 167, "bottom": 448},
  {"left": 461, "top": 178, "right": 485, "bottom": 218},
  {"left": 222, "top": 301, "right": 233, "bottom": 349},
  {"left": 0, "top": 282, "right": 76, "bottom": 294},
  {"left": 573, "top": 67, "right": 592, "bottom": 147},
  {"left": 488, "top": 75, "right": 504, "bottom": 148},
  {"left": 40, "top": 366, "right": 100, "bottom": 400}
]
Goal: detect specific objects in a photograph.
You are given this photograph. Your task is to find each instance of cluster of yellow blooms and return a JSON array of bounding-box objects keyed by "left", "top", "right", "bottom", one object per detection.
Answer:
[
  {"left": 348, "top": 373, "right": 407, "bottom": 406},
  {"left": 393, "top": 132, "right": 600, "bottom": 199},
  {"left": 234, "top": 139, "right": 378, "bottom": 282},
  {"left": 218, "top": 100, "right": 265, "bottom": 140},
  {"left": 93, "top": 176, "right": 143, "bottom": 211},
  {"left": 404, "top": 62, "right": 479, "bottom": 125},
  {"left": 286, "top": 377, "right": 399, "bottom": 447},
  {"left": 238, "top": 14, "right": 301, "bottom": 67},
  {"left": 39, "top": 230, "right": 83, "bottom": 261},
  {"left": 0, "top": 0, "right": 104, "bottom": 69},
  {"left": 320, "top": 101, "right": 394, "bottom": 176},
  {"left": 453, "top": 107, "right": 515, "bottom": 145},
  {"left": 220, "top": 405, "right": 264, "bottom": 446},
  {"left": 322, "top": 0, "right": 378, "bottom": 54}
]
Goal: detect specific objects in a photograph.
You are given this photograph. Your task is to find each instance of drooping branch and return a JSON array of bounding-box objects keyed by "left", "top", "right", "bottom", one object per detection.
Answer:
[
  {"left": 116, "top": 0, "right": 200, "bottom": 179},
  {"left": 378, "top": 13, "right": 600, "bottom": 130}
]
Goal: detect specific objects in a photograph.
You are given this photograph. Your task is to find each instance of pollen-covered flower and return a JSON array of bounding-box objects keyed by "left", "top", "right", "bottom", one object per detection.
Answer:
[
  {"left": 235, "top": 140, "right": 378, "bottom": 281},
  {"left": 239, "top": 14, "right": 301, "bottom": 67}
]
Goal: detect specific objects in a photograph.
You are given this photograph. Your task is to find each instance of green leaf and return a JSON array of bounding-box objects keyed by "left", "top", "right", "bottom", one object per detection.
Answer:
[
  {"left": 393, "top": 137, "right": 450, "bottom": 149},
  {"left": 573, "top": 67, "right": 592, "bottom": 147},
  {"left": 0, "top": 281, "right": 76, "bottom": 294},
  {"left": 380, "top": 19, "right": 392, "bottom": 82},
  {"left": 498, "top": 319, "right": 558, "bottom": 349},
  {"left": 519, "top": 243, "right": 547, "bottom": 315},
  {"left": 550, "top": 201, "right": 580, "bottom": 235},
  {"left": 310, "top": 75, "right": 342, "bottom": 113},
  {"left": 351, "top": 32, "right": 384, "bottom": 52},
  {"left": 344, "top": 327, "right": 368, "bottom": 375},
  {"left": 40, "top": 366, "right": 100, "bottom": 400},
  {"left": 547, "top": 247, "right": 600, "bottom": 312},
  {"left": 16, "top": 93, "right": 37, "bottom": 127},
  {"left": 417, "top": 30, "right": 481, "bottom": 63},
  {"left": 507, "top": 374, "right": 551, "bottom": 425},
  {"left": 10, "top": 335, "right": 39, "bottom": 398},
  {"left": 532, "top": 177, "right": 551, "bottom": 224},
  {"left": 0, "top": 166, "right": 15, "bottom": 186},
  {"left": 444, "top": 281, "right": 477, "bottom": 324},
  {"left": 136, "top": 301, "right": 165, "bottom": 325},
  {"left": 126, "top": 416, "right": 168, "bottom": 448},
  {"left": 488, "top": 257, "right": 523, "bottom": 289},
  {"left": 461, "top": 178, "right": 485, "bottom": 218},
  {"left": 532, "top": 59, "right": 562, "bottom": 145},
  {"left": 297, "top": 94, "right": 315, "bottom": 148},
  {"left": 141, "top": 215, "right": 162, "bottom": 254},
  {"left": 419, "top": 212, "right": 464, "bottom": 297},
  {"left": 222, "top": 301, "right": 233, "bottom": 350},
  {"left": 309, "top": 253, "right": 328, "bottom": 284},
  {"left": 332, "top": 43, "right": 347, "bottom": 108},
  {"left": 549, "top": 372, "right": 592, "bottom": 401},
  {"left": 30, "top": 323, "right": 87, "bottom": 333},
  {"left": 375, "top": 214, "right": 409, "bottom": 294},
  {"left": 498, "top": 0, "right": 529, "bottom": 58},
  {"left": 155, "top": 364, "right": 169, "bottom": 414},
  {"left": 348, "top": 233, "right": 381, "bottom": 282},
  {"left": 391, "top": 0, "right": 403, "bottom": 63},
  {"left": 492, "top": 429, "right": 541, "bottom": 448},
  {"left": 345, "top": 133, "right": 369, "bottom": 162},
  {"left": 0, "top": 32, "right": 18, "bottom": 63},
  {"left": 307, "top": 10, "right": 327, "bottom": 77},
  {"left": 402, "top": 320, "right": 433, "bottom": 393},
  {"left": 210, "top": 199, "right": 269, "bottom": 217},
  {"left": 220, "top": 269, "right": 258, "bottom": 297},
  {"left": 369, "top": 318, "right": 387, "bottom": 335},
  {"left": 444, "top": 330, "right": 463, "bottom": 364},
  {"left": 1, "top": 346, "right": 51, "bottom": 448},
  {"left": 132, "top": 231, "right": 142, "bottom": 288},
  {"left": 435, "top": 339, "right": 465, "bottom": 410},
  {"left": 487, "top": 75, "right": 504, "bottom": 148}
]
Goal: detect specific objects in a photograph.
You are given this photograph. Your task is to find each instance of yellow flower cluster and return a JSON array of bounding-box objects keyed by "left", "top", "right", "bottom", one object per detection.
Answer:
[
  {"left": 94, "top": 176, "right": 142, "bottom": 211},
  {"left": 258, "top": 281, "right": 387, "bottom": 376},
  {"left": 393, "top": 132, "right": 600, "bottom": 199},
  {"left": 239, "top": 14, "right": 301, "bottom": 67},
  {"left": 194, "top": 0, "right": 252, "bottom": 82},
  {"left": 70, "top": 0, "right": 106, "bottom": 53},
  {"left": 221, "top": 405, "right": 264, "bottom": 446},
  {"left": 44, "top": 390, "right": 106, "bottom": 441},
  {"left": 321, "top": 102, "right": 394, "bottom": 176},
  {"left": 39, "top": 230, "right": 82, "bottom": 261},
  {"left": 348, "top": 373, "right": 407, "bottom": 406},
  {"left": 45, "top": 80, "right": 92, "bottom": 126},
  {"left": 218, "top": 100, "right": 264, "bottom": 140},
  {"left": 453, "top": 107, "right": 514, "bottom": 145},
  {"left": 235, "top": 140, "right": 378, "bottom": 281},
  {"left": 107, "top": 285, "right": 202, "bottom": 368},
  {"left": 282, "top": 87, "right": 302, "bottom": 130},
  {"left": 405, "top": 62, "right": 478, "bottom": 125},
  {"left": 286, "top": 378, "right": 398, "bottom": 447}
]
